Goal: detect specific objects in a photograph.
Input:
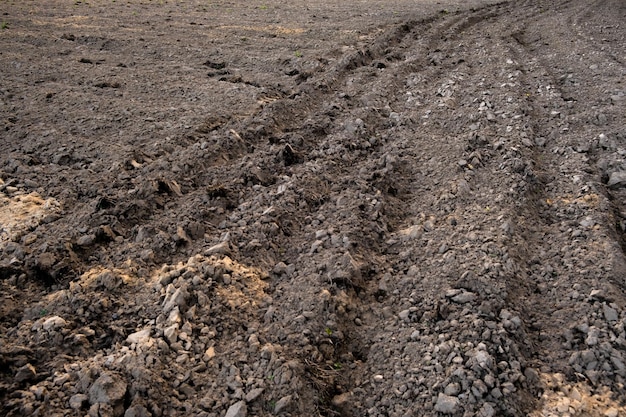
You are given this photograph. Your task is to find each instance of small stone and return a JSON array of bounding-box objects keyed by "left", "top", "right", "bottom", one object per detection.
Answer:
[
  {"left": 69, "top": 393, "right": 89, "bottom": 410},
  {"left": 248, "top": 333, "right": 260, "bottom": 349},
  {"left": 451, "top": 291, "right": 476, "bottom": 304},
  {"left": 521, "top": 137, "right": 534, "bottom": 147},
  {"left": 608, "top": 171, "right": 626, "bottom": 188},
  {"left": 524, "top": 367, "right": 539, "bottom": 385},
  {"left": 315, "top": 229, "right": 328, "bottom": 239},
  {"left": 603, "top": 304, "right": 618, "bottom": 322},
  {"left": 205, "top": 241, "right": 230, "bottom": 256},
  {"left": 434, "top": 393, "right": 460, "bottom": 414},
  {"left": 569, "top": 387, "right": 582, "bottom": 401},
  {"left": 124, "top": 404, "right": 151, "bottom": 417},
  {"left": 484, "top": 373, "right": 496, "bottom": 388},
  {"left": 273, "top": 262, "right": 288, "bottom": 275},
  {"left": 76, "top": 234, "right": 96, "bottom": 246},
  {"left": 556, "top": 398, "right": 571, "bottom": 413},
  {"left": 478, "top": 403, "right": 496, "bottom": 417},
  {"left": 54, "top": 373, "right": 71, "bottom": 386},
  {"left": 490, "top": 387, "right": 503, "bottom": 399},
  {"left": 126, "top": 328, "right": 151, "bottom": 344},
  {"left": 162, "top": 287, "right": 188, "bottom": 314},
  {"left": 604, "top": 408, "right": 619, "bottom": 417},
  {"left": 245, "top": 388, "right": 264, "bottom": 403},
  {"left": 610, "top": 355, "right": 625, "bottom": 373},
  {"left": 203, "top": 346, "right": 216, "bottom": 362},
  {"left": 580, "top": 216, "right": 595, "bottom": 228},
  {"left": 164, "top": 324, "right": 178, "bottom": 344},
  {"left": 89, "top": 373, "right": 127, "bottom": 415},
  {"left": 472, "top": 379, "right": 488, "bottom": 397},
  {"left": 585, "top": 326, "right": 600, "bottom": 346},
  {"left": 225, "top": 400, "right": 247, "bottom": 417},
  {"left": 444, "top": 382, "right": 460, "bottom": 396},
  {"left": 29, "top": 385, "right": 47, "bottom": 400},
  {"left": 398, "top": 309, "right": 411, "bottom": 321},
  {"left": 331, "top": 392, "right": 352, "bottom": 408},
  {"left": 43, "top": 316, "right": 67, "bottom": 331},
  {"left": 15, "top": 363, "right": 37, "bottom": 382},
  {"left": 274, "top": 395, "right": 292, "bottom": 413},
  {"left": 96, "top": 270, "right": 123, "bottom": 290},
  {"left": 373, "top": 374, "right": 384, "bottom": 383}
]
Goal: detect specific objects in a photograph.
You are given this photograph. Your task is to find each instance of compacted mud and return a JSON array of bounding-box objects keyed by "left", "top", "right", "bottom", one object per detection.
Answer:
[{"left": 1, "top": 0, "right": 625, "bottom": 416}]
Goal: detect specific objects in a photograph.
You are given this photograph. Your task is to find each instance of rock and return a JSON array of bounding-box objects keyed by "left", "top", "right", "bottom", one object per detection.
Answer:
[
  {"left": 585, "top": 326, "right": 600, "bottom": 346},
  {"left": 274, "top": 395, "right": 292, "bottom": 414},
  {"left": 604, "top": 408, "right": 619, "bottom": 417},
  {"left": 444, "top": 382, "right": 460, "bottom": 396},
  {"left": 162, "top": 286, "right": 188, "bottom": 313},
  {"left": 472, "top": 379, "right": 488, "bottom": 397},
  {"left": 96, "top": 270, "right": 124, "bottom": 290},
  {"left": 225, "top": 400, "right": 247, "bottom": 417},
  {"left": 524, "top": 367, "right": 540, "bottom": 385},
  {"left": 43, "top": 315, "right": 67, "bottom": 331},
  {"left": 205, "top": 241, "right": 231, "bottom": 256},
  {"left": 603, "top": 304, "right": 618, "bottom": 322},
  {"left": 54, "top": 372, "right": 71, "bottom": 385},
  {"left": 15, "top": 363, "right": 37, "bottom": 382},
  {"left": 126, "top": 328, "right": 151, "bottom": 344},
  {"left": 124, "top": 404, "right": 151, "bottom": 417},
  {"left": 29, "top": 384, "right": 47, "bottom": 400},
  {"left": 607, "top": 171, "right": 626, "bottom": 188},
  {"left": 434, "top": 393, "right": 460, "bottom": 414},
  {"left": 273, "top": 262, "right": 288, "bottom": 275},
  {"left": 331, "top": 392, "right": 352, "bottom": 408},
  {"left": 164, "top": 324, "right": 179, "bottom": 344},
  {"left": 203, "top": 346, "right": 216, "bottom": 362},
  {"left": 245, "top": 387, "right": 264, "bottom": 403},
  {"left": 89, "top": 372, "right": 127, "bottom": 416},
  {"left": 451, "top": 291, "right": 476, "bottom": 304},
  {"left": 474, "top": 349, "right": 494, "bottom": 370},
  {"left": 76, "top": 234, "right": 96, "bottom": 246},
  {"left": 69, "top": 393, "right": 89, "bottom": 409},
  {"left": 579, "top": 216, "right": 595, "bottom": 228},
  {"left": 478, "top": 402, "right": 496, "bottom": 417}
]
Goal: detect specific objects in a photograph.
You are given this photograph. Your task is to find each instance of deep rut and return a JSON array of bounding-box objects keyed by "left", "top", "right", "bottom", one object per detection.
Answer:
[{"left": 241, "top": 0, "right": 626, "bottom": 415}]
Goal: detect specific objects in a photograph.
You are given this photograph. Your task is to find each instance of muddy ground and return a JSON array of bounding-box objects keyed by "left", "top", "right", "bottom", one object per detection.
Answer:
[{"left": 1, "top": 0, "right": 625, "bottom": 416}]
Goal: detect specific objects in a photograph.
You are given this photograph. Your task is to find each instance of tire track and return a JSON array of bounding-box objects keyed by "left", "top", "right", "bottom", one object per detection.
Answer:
[
  {"left": 289, "top": 0, "right": 626, "bottom": 415},
  {"left": 181, "top": 3, "right": 539, "bottom": 416}
]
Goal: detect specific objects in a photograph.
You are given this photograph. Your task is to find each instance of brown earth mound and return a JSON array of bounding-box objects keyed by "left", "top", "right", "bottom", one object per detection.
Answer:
[{"left": 1, "top": 0, "right": 625, "bottom": 416}]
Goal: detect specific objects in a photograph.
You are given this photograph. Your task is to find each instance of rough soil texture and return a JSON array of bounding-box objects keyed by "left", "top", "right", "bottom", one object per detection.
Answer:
[{"left": 1, "top": 0, "right": 626, "bottom": 416}]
